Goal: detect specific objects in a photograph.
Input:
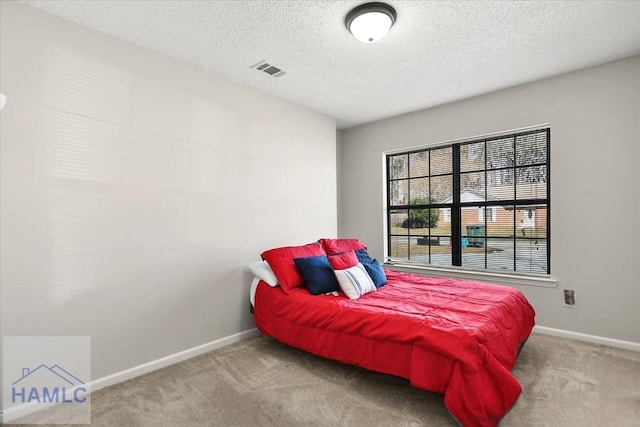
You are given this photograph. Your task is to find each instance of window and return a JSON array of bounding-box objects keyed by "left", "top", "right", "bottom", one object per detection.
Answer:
[
  {"left": 479, "top": 207, "right": 496, "bottom": 223},
  {"left": 386, "top": 128, "right": 550, "bottom": 275},
  {"left": 443, "top": 208, "right": 451, "bottom": 223}
]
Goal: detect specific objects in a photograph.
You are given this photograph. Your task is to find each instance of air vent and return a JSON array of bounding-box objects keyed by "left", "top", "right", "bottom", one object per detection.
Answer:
[{"left": 250, "top": 60, "right": 286, "bottom": 78}]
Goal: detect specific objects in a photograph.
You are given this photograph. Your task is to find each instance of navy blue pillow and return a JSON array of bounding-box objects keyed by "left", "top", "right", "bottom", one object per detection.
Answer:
[
  {"left": 293, "top": 255, "right": 340, "bottom": 295},
  {"left": 363, "top": 259, "right": 387, "bottom": 288},
  {"left": 355, "top": 249, "right": 374, "bottom": 264}
]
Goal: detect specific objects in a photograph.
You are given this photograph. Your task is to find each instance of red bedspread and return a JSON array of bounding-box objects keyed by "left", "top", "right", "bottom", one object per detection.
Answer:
[{"left": 254, "top": 269, "right": 535, "bottom": 427}]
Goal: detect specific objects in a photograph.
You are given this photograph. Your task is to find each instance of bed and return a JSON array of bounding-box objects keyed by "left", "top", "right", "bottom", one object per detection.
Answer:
[{"left": 248, "top": 239, "right": 535, "bottom": 427}]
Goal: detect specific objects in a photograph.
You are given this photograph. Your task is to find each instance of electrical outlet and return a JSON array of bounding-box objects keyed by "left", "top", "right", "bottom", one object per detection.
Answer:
[{"left": 563, "top": 289, "right": 575, "bottom": 307}]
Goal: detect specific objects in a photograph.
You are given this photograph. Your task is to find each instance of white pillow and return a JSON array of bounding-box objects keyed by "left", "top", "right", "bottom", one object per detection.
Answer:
[
  {"left": 245, "top": 260, "right": 279, "bottom": 287},
  {"left": 249, "top": 276, "right": 260, "bottom": 307},
  {"left": 334, "top": 263, "right": 376, "bottom": 300}
]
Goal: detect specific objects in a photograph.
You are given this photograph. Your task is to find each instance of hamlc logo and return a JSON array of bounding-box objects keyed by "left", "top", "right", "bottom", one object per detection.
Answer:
[{"left": 11, "top": 364, "right": 87, "bottom": 404}]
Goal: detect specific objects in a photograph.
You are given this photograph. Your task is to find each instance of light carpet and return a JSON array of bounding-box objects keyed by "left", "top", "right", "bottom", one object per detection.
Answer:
[{"left": 8, "top": 333, "right": 640, "bottom": 426}]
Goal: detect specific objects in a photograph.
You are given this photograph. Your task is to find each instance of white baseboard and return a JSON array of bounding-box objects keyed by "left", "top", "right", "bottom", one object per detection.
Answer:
[
  {"left": 533, "top": 326, "right": 640, "bottom": 352},
  {"left": 90, "top": 327, "right": 260, "bottom": 392},
  {"left": 0, "top": 328, "right": 260, "bottom": 424}
]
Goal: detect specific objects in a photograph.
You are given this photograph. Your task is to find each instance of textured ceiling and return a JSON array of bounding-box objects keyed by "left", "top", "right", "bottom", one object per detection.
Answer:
[{"left": 18, "top": 1, "right": 640, "bottom": 129}]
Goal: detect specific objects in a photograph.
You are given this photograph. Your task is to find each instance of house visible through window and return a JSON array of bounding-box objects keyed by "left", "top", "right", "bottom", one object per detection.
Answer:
[{"left": 386, "top": 127, "right": 550, "bottom": 275}]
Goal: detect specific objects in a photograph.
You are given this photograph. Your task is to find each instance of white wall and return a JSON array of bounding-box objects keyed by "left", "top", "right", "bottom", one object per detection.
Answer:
[
  {"left": 339, "top": 56, "right": 640, "bottom": 343},
  {"left": 0, "top": 1, "right": 337, "bottom": 383}
]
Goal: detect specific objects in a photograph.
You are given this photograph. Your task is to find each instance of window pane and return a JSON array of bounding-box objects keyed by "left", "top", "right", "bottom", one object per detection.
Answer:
[
  {"left": 516, "top": 206, "right": 547, "bottom": 272},
  {"left": 390, "top": 209, "right": 408, "bottom": 235},
  {"left": 389, "top": 236, "right": 409, "bottom": 261},
  {"left": 460, "top": 172, "right": 485, "bottom": 200},
  {"left": 487, "top": 206, "right": 514, "bottom": 237},
  {"left": 416, "top": 235, "right": 445, "bottom": 260},
  {"left": 410, "top": 225, "right": 429, "bottom": 236},
  {"left": 389, "top": 155, "right": 408, "bottom": 179},
  {"left": 432, "top": 219, "right": 450, "bottom": 237},
  {"left": 516, "top": 182, "right": 547, "bottom": 201},
  {"left": 517, "top": 206, "right": 547, "bottom": 239},
  {"left": 430, "top": 147, "right": 452, "bottom": 175},
  {"left": 409, "top": 237, "right": 430, "bottom": 262},
  {"left": 517, "top": 166, "right": 547, "bottom": 199},
  {"left": 487, "top": 169, "right": 514, "bottom": 200},
  {"left": 428, "top": 208, "right": 441, "bottom": 233},
  {"left": 462, "top": 242, "right": 486, "bottom": 270},
  {"left": 409, "top": 152, "right": 429, "bottom": 177},
  {"left": 409, "top": 177, "right": 430, "bottom": 201},
  {"left": 429, "top": 239, "right": 452, "bottom": 266},
  {"left": 461, "top": 141, "right": 485, "bottom": 172},
  {"left": 487, "top": 137, "right": 514, "bottom": 170},
  {"left": 389, "top": 180, "right": 408, "bottom": 206},
  {"left": 532, "top": 207, "right": 547, "bottom": 239},
  {"left": 487, "top": 238, "right": 514, "bottom": 272},
  {"left": 406, "top": 208, "right": 434, "bottom": 235},
  {"left": 488, "top": 167, "right": 514, "bottom": 186},
  {"left": 516, "top": 131, "right": 547, "bottom": 166},
  {"left": 431, "top": 175, "right": 453, "bottom": 203},
  {"left": 516, "top": 238, "right": 547, "bottom": 274}
]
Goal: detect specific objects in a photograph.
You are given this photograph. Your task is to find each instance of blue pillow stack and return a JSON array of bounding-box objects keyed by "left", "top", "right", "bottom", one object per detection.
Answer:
[{"left": 355, "top": 249, "right": 387, "bottom": 288}]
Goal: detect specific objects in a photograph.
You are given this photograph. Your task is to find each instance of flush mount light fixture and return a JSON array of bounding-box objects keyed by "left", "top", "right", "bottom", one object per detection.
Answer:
[
  {"left": 345, "top": 2, "right": 397, "bottom": 43},
  {"left": 0, "top": 93, "right": 6, "bottom": 111}
]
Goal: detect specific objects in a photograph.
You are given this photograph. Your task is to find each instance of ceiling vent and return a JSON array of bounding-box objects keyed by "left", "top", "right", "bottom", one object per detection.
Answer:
[{"left": 250, "top": 60, "right": 286, "bottom": 78}]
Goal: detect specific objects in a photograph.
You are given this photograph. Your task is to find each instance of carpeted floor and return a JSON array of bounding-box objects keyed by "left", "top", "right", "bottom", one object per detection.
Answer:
[{"left": 7, "top": 333, "right": 640, "bottom": 426}]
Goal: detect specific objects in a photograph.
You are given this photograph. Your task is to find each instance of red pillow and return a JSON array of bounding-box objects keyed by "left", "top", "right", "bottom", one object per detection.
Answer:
[
  {"left": 261, "top": 243, "right": 326, "bottom": 294},
  {"left": 318, "top": 238, "right": 367, "bottom": 256},
  {"left": 328, "top": 250, "right": 359, "bottom": 270}
]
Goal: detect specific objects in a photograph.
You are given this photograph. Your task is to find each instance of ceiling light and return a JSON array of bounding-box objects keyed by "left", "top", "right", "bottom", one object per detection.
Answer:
[
  {"left": 345, "top": 2, "right": 397, "bottom": 43},
  {"left": 0, "top": 93, "right": 6, "bottom": 111}
]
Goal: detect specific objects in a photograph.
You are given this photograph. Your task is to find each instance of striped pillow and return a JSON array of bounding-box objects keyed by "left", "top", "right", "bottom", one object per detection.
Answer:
[{"left": 334, "top": 263, "right": 377, "bottom": 300}]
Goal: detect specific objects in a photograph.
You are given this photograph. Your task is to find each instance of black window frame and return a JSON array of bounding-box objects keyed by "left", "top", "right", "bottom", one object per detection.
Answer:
[{"left": 385, "top": 127, "right": 551, "bottom": 276}]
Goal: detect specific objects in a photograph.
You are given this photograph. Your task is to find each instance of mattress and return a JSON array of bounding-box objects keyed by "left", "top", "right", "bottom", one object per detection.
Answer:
[{"left": 253, "top": 269, "right": 535, "bottom": 427}]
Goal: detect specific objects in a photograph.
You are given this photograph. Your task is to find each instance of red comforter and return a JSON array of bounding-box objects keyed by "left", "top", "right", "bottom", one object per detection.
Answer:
[{"left": 254, "top": 269, "right": 535, "bottom": 427}]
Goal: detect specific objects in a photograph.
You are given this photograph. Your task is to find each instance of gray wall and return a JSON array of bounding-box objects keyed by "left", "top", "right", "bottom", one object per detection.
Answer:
[
  {"left": 0, "top": 2, "right": 337, "bottom": 382},
  {"left": 339, "top": 56, "right": 640, "bottom": 343}
]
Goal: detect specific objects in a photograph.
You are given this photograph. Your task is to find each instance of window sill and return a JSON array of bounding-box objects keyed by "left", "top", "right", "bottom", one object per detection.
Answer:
[{"left": 384, "top": 262, "right": 558, "bottom": 288}]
